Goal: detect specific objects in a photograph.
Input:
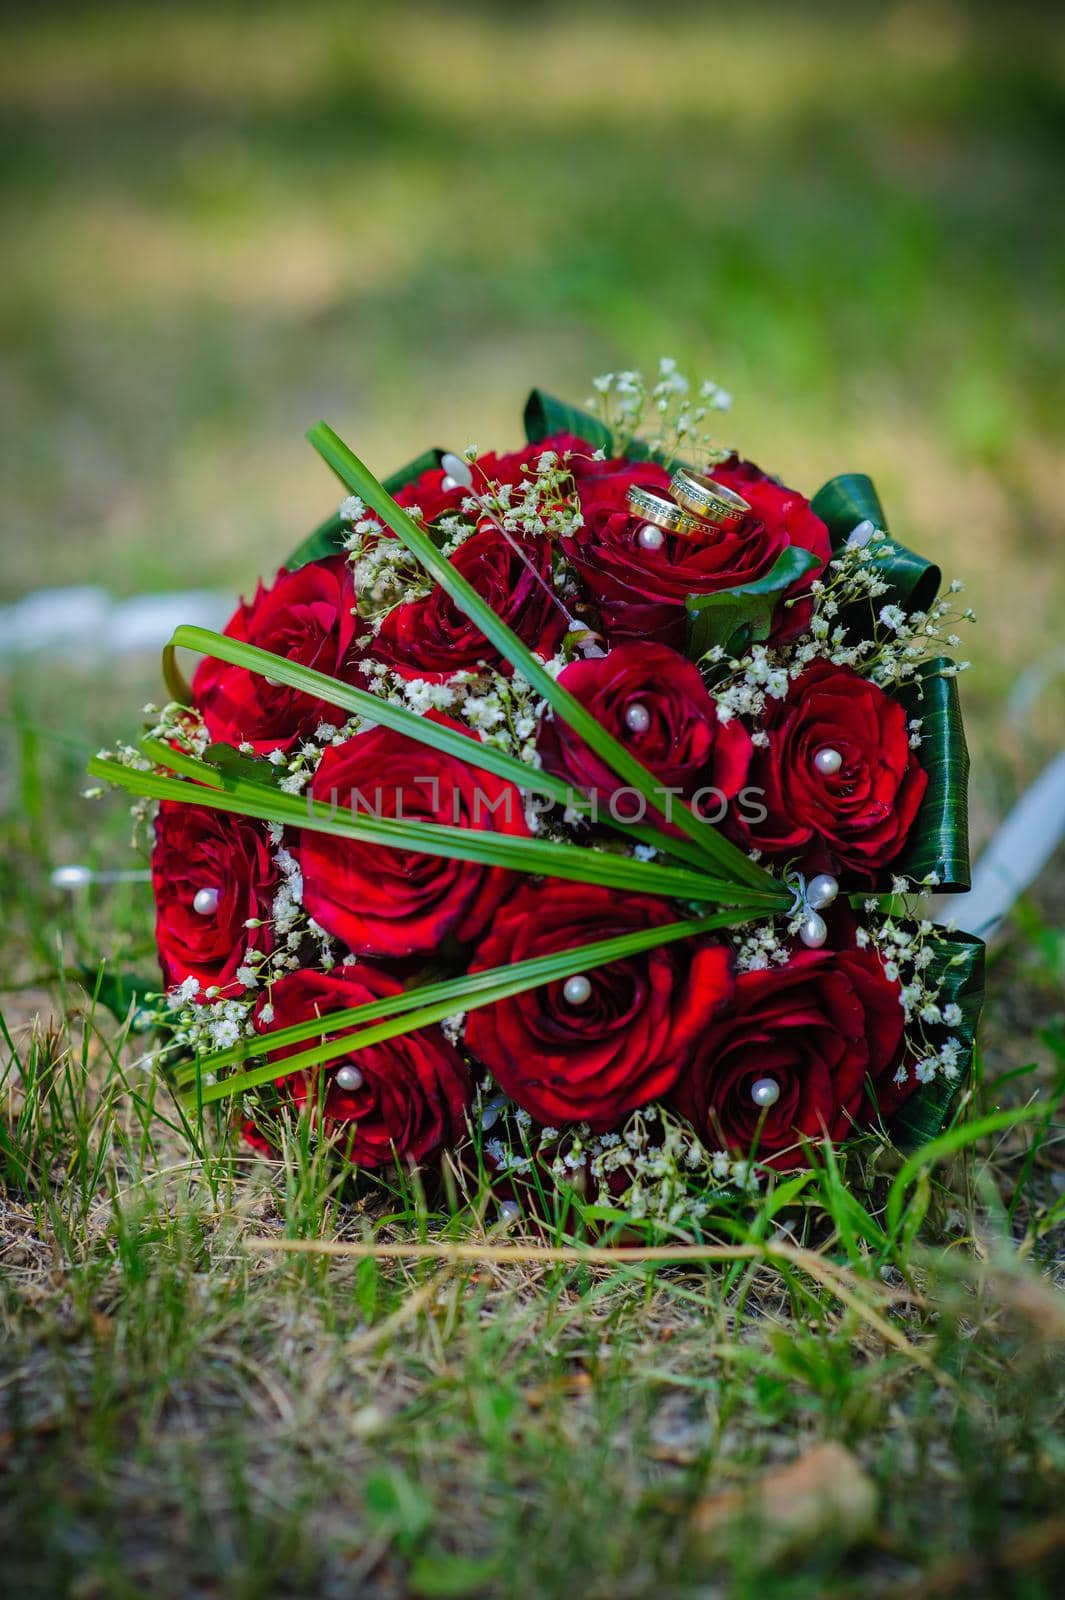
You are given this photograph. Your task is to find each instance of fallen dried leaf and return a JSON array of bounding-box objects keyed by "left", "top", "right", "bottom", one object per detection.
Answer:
[{"left": 690, "top": 1440, "right": 877, "bottom": 1564}]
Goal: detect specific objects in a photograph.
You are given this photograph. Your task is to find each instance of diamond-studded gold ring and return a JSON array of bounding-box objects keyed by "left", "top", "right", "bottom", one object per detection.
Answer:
[
  {"left": 625, "top": 485, "right": 710, "bottom": 539},
  {"left": 669, "top": 469, "right": 751, "bottom": 528}
]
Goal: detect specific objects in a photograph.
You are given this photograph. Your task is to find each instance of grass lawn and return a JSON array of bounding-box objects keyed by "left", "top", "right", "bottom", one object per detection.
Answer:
[{"left": 2, "top": 2, "right": 1064, "bottom": 1595}]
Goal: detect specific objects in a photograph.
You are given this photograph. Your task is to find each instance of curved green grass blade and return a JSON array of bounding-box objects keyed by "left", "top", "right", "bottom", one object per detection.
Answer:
[
  {"left": 306, "top": 421, "right": 774, "bottom": 894},
  {"left": 139, "top": 738, "right": 225, "bottom": 789},
  {"left": 91, "top": 753, "right": 783, "bottom": 908},
  {"left": 163, "top": 627, "right": 713, "bottom": 871},
  {"left": 180, "top": 908, "right": 747, "bottom": 1107},
  {"left": 886, "top": 1101, "right": 1042, "bottom": 1238}
]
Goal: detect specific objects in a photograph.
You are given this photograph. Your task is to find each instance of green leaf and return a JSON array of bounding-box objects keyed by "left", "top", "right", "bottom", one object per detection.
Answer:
[
  {"left": 285, "top": 447, "right": 445, "bottom": 570},
  {"left": 896, "top": 659, "right": 972, "bottom": 892},
  {"left": 684, "top": 546, "right": 821, "bottom": 660},
  {"left": 888, "top": 929, "right": 985, "bottom": 1150},
  {"left": 202, "top": 742, "right": 283, "bottom": 787},
  {"left": 305, "top": 422, "right": 781, "bottom": 897},
  {"left": 91, "top": 753, "right": 782, "bottom": 910},
  {"left": 809, "top": 473, "right": 941, "bottom": 615},
  {"left": 523, "top": 388, "right": 616, "bottom": 456},
  {"left": 523, "top": 387, "right": 689, "bottom": 469},
  {"left": 178, "top": 909, "right": 748, "bottom": 1106}
]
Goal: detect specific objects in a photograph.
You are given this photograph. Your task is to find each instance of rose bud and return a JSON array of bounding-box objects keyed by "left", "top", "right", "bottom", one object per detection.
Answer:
[
  {"left": 249, "top": 966, "right": 469, "bottom": 1168},
  {"left": 192, "top": 554, "right": 362, "bottom": 755},
  {"left": 738, "top": 659, "right": 928, "bottom": 879},
  {"left": 301, "top": 715, "right": 530, "bottom": 959},
  {"left": 535, "top": 640, "right": 752, "bottom": 823},
  {"left": 465, "top": 881, "right": 733, "bottom": 1129},
  {"left": 669, "top": 948, "right": 907, "bottom": 1169},
  {"left": 563, "top": 463, "right": 829, "bottom": 650},
  {"left": 152, "top": 801, "right": 278, "bottom": 999}
]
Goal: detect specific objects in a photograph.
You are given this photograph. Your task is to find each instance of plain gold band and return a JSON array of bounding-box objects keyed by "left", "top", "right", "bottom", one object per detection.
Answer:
[
  {"left": 625, "top": 485, "right": 710, "bottom": 539},
  {"left": 670, "top": 469, "right": 750, "bottom": 528}
]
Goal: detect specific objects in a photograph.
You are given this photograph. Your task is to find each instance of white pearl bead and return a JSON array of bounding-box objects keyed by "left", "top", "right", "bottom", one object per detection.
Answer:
[
  {"left": 813, "top": 747, "right": 843, "bottom": 777},
  {"left": 193, "top": 887, "right": 220, "bottom": 916},
  {"left": 799, "top": 911, "right": 828, "bottom": 948},
  {"left": 440, "top": 452, "right": 473, "bottom": 489},
  {"left": 563, "top": 974, "right": 592, "bottom": 1006},
  {"left": 806, "top": 873, "right": 839, "bottom": 910},
  {"left": 440, "top": 475, "right": 460, "bottom": 492},
  {"left": 624, "top": 702, "right": 651, "bottom": 735},
  {"left": 335, "top": 1065, "right": 363, "bottom": 1092},
  {"left": 637, "top": 523, "right": 664, "bottom": 551},
  {"left": 498, "top": 1199, "right": 521, "bottom": 1222},
  {"left": 750, "top": 1076, "right": 781, "bottom": 1109}
]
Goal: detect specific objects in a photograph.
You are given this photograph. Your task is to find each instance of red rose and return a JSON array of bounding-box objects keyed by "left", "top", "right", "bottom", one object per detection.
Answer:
[
  {"left": 536, "top": 640, "right": 752, "bottom": 822},
  {"left": 373, "top": 524, "right": 568, "bottom": 680},
  {"left": 565, "top": 463, "right": 830, "bottom": 649},
  {"left": 152, "top": 801, "right": 278, "bottom": 998},
  {"left": 301, "top": 715, "right": 530, "bottom": 958},
  {"left": 670, "top": 948, "right": 906, "bottom": 1168},
  {"left": 251, "top": 966, "right": 469, "bottom": 1167},
  {"left": 192, "top": 554, "right": 362, "bottom": 754},
  {"left": 740, "top": 659, "right": 928, "bottom": 878},
  {"left": 465, "top": 882, "right": 733, "bottom": 1129}
]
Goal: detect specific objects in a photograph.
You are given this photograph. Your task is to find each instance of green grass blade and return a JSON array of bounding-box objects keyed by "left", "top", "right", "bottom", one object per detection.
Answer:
[
  {"left": 139, "top": 737, "right": 225, "bottom": 788},
  {"left": 91, "top": 754, "right": 783, "bottom": 907},
  {"left": 305, "top": 421, "right": 775, "bottom": 893},
  {"left": 886, "top": 1103, "right": 1046, "bottom": 1238},
  {"left": 181, "top": 909, "right": 749, "bottom": 1106},
  {"left": 163, "top": 626, "right": 713, "bottom": 871}
]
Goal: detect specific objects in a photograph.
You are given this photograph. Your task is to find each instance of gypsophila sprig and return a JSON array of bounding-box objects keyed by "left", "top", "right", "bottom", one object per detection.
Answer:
[{"left": 589, "top": 358, "right": 734, "bottom": 464}]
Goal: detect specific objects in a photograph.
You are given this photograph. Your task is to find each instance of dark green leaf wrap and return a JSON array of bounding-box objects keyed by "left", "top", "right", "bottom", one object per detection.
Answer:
[
  {"left": 523, "top": 388, "right": 619, "bottom": 457},
  {"left": 286, "top": 447, "right": 444, "bottom": 570},
  {"left": 896, "top": 659, "right": 972, "bottom": 893},
  {"left": 888, "top": 930, "right": 985, "bottom": 1149},
  {"left": 809, "top": 472, "right": 941, "bottom": 615}
]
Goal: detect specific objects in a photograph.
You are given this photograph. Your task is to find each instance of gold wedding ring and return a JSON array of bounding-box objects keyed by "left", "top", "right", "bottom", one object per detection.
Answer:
[
  {"left": 625, "top": 485, "right": 710, "bottom": 539},
  {"left": 670, "top": 469, "right": 750, "bottom": 529}
]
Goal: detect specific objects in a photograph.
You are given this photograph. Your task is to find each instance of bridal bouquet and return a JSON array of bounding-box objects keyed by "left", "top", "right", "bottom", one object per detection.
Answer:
[{"left": 93, "top": 366, "right": 984, "bottom": 1220}]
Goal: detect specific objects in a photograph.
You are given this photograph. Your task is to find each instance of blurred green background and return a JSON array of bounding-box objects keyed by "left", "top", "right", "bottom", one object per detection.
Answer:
[{"left": 1, "top": 0, "right": 1063, "bottom": 905}]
